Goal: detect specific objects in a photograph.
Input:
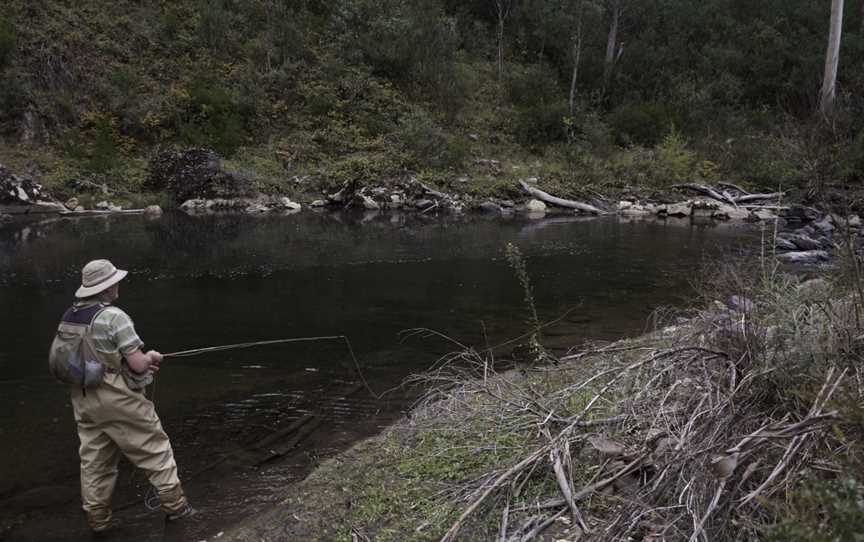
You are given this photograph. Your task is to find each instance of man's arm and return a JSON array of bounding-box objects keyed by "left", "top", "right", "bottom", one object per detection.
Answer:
[{"left": 125, "top": 349, "right": 163, "bottom": 374}]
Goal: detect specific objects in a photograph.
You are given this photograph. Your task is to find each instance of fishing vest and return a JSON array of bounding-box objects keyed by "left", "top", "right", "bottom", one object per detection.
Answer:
[{"left": 48, "top": 303, "right": 114, "bottom": 389}]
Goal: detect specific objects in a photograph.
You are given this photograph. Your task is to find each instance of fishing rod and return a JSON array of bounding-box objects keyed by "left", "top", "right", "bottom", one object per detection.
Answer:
[{"left": 159, "top": 335, "right": 379, "bottom": 399}]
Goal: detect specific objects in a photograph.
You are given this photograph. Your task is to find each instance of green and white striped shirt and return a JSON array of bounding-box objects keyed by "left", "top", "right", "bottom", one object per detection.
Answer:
[{"left": 74, "top": 301, "right": 144, "bottom": 359}]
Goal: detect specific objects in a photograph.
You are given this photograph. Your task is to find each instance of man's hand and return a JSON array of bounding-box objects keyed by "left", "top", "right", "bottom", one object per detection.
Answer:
[{"left": 147, "top": 350, "right": 163, "bottom": 373}]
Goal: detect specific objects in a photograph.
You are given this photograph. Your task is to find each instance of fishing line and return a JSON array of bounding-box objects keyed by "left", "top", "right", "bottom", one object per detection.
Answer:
[{"left": 161, "top": 335, "right": 380, "bottom": 399}]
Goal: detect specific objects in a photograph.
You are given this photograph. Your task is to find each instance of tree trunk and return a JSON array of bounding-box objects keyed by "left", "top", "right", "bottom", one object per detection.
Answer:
[
  {"left": 497, "top": 15, "right": 505, "bottom": 81},
  {"left": 603, "top": 0, "right": 621, "bottom": 96},
  {"left": 569, "top": 1, "right": 585, "bottom": 115},
  {"left": 819, "top": 0, "right": 845, "bottom": 118}
]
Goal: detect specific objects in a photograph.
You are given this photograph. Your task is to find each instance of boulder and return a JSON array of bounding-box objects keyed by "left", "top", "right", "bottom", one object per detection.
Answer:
[
  {"left": 525, "top": 199, "right": 547, "bottom": 213},
  {"left": 479, "top": 200, "right": 503, "bottom": 214},
  {"left": 774, "top": 237, "right": 798, "bottom": 251},
  {"left": 712, "top": 204, "right": 751, "bottom": 221},
  {"left": 64, "top": 197, "right": 79, "bottom": 211},
  {"left": 775, "top": 250, "right": 830, "bottom": 264},
  {"left": 145, "top": 148, "right": 253, "bottom": 202},
  {"left": 813, "top": 218, "right": 835, "bottom": 234},
  {"left": 415, "top": 199, "right": 435, "bottom": 210},
  {"left": 781, "top": 205, "right": 819, "bottom": 223},
  {"left": 691, "top": 200, "right": 719, "bottom": 217},
  {"left": 278, "top": 197, "right": 302, "bottom": 211},
  {"left": 0, "top": 164, "right": 63, "bottom": 214},
  {"left": 143, "top": 205, "right": 163, "bottom": 216},
  {"left": 310, "top": 199, "right": 326, "bottom": 208},
  {"left": 784, "top": 234, "right": 822, "bottom": 251},
  {"left": 358, "top": 194, "right": 380, "bottom": 210},
  {"left": 752, "top": 209, "right": 776, "bottom": 221},
  {"left": 665, "top": 202, "right": 692, "bottom": 217}
]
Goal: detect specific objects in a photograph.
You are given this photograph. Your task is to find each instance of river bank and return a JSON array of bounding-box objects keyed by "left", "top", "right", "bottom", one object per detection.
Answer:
[{"left": 219, "top": 254, "right": 863, "bottom": 542}]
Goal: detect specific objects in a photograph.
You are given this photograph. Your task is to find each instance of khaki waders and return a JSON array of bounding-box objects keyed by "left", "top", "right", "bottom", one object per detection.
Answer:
[{"left": 71, "top": 373, "right": 188, "bottom": 530}]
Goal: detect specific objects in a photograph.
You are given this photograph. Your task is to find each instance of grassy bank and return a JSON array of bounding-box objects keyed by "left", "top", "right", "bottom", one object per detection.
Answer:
[
  {"left": 222, "top": 249, "right": 864, "bottom": 542},
  {"left": 1, "top": 2, "right": 862, "bottom": 208}
]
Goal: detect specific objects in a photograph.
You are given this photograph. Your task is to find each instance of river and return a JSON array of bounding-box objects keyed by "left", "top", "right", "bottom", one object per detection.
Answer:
[{"left": 0, "top": 211, "right": 757, "bottom": 541}]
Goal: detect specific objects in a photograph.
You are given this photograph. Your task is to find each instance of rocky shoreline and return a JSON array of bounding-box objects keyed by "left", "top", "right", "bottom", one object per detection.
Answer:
[{"left": 3, "top": 149, "right": 860, "bottom": 267}]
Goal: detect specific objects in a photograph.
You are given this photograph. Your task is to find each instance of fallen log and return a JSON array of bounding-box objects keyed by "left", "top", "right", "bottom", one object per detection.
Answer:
[
  {"left": 517, "top": 181, "right": 606, "bottom": 215},
  {"left": 735, "top": 192, "right": 785, "bottom": 203},
  {"left": 674, "top": 183, "right": 783, "bottom": 205},
  {"left": 59, "top": 208, "right": 148, "bottom": 216},
  {"left": 672, "top": 183, "right": 737, "bottom": 206}
]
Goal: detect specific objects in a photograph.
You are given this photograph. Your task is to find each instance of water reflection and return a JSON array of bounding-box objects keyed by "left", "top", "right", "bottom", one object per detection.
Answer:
[{"left": 0, "top": 211, "right": 757, "bottom": 541}]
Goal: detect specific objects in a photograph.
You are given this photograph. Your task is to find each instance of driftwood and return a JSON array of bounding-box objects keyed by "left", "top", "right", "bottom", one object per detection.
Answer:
[
  {"left": 59, "top": 208, "right": 149, "bottom": 217},
  {"left": 674, "top": 183, "right": 784, "bottom": 206},
  {"left": 518, "top": 181, "right": 606, "bottom": 214}
]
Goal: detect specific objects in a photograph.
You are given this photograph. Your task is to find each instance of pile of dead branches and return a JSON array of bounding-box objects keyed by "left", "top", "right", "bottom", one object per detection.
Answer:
[
  {"left": 404, "top": 292, "right": 856, "bottom": 541},
  {"left": 673, "top": 182, "right": 784, "bottom": 209}
]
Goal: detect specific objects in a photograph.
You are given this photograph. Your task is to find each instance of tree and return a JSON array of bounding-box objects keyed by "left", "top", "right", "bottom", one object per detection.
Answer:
[
  {"left": 493, "top": 0, "right": 516, "bottom": 82},
  {"left": 568, "top": 0, "right": 585, "bottom": 114},
  {"left": 819, "top": 0, "right": 845, "bottom": 118},
  {"left": 602, "top": 0, "right": 624, "bottom": 97}
]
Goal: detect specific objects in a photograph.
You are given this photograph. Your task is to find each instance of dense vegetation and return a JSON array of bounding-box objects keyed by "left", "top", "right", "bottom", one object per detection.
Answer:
[{"left": 0, "top": 0, "right": 862, "bottom": 202}]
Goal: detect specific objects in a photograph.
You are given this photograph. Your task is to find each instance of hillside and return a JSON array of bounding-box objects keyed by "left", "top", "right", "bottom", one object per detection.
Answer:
[{"left": 0, "top": 0, "right": 862, "bottom": 207}]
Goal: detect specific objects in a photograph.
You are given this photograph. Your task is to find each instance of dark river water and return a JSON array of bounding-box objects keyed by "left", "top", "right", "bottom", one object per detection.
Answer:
[{"left": 0, "top": 210, "right": 758, "bottom": 541}]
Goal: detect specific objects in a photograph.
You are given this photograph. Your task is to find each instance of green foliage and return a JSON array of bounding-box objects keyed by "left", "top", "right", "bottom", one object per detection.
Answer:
[
  {"left": 178, "top": 77, "right": 246, "bottom": 156},
  {"left": 651, "top": 127, "right": 697, "bottom": 185},
  {"left": 611, "top": 102, "right": 678, "bottom": 147},
  {"left": 396, "top": 109, "right": 468, "bottom": 169},
  {"left": 0, "top": 16, "right": 15, "bottom": 70},
  {"left": 768, "top": 478, "right": 864, "bottom": 542},
  {"left": 198, "top": 0, "right": 231, "bottom": 52}
]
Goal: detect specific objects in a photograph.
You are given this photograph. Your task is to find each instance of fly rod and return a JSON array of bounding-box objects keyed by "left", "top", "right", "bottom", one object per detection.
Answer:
[{"left": 160, "top": 335, "right": 379, "bottom": 398}]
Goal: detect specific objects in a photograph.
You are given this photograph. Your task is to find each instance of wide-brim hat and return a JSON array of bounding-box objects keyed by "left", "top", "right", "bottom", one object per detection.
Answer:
[{"left": 75, "top": 259, "right": 128, "bottom": 298}]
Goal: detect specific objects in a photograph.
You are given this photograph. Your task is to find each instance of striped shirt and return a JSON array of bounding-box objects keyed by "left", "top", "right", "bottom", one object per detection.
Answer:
[{"left": 74, "top": 301, "right": 144, "bottom": 358}]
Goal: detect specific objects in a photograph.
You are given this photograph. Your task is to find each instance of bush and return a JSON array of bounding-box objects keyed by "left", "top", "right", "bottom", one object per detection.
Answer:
[
  {"left": 396, "top": 109, "right": 468, "bottom": 168},
  {"left": 178, "top": 78, "right": 246, "bottom": 156},
  {"left": 768, "top": 478, "right": 864, "bottom": 542},
  {"left": 0, "top": 16, "right": 15, "bottom": 71},
  {"left": 610, "top": 102, "right": 679, "bottom": 146},
  {"left": 514, "top": 101, "right": 569, "bottom": 146}
]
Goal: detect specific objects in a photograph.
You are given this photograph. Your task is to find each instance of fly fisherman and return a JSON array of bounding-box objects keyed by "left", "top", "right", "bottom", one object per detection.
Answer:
[{"left": 52, "top": 259, "right": 195, "bottom": 533}]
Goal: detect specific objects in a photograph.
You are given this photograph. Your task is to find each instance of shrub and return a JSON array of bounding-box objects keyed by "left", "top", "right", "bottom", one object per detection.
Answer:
[
  {"left": 514, "top": 101, "right": 569, "bottom": 146},
  {"left": 651, "top": 127, "right": 697, "bottom": 185},
  {"left": 178, "top": 78, "right": 246, "bottom": 156},
  {"left": 396, "top": 109, "right": 467, "bottom": 168},
  {"left": 0, "top": 16, "right": 15, "bottom": 71},
  {"left": 767, "top": 478, "right": 864, "bottom": 542},
  {"left": 198, "top": 0, "right": 231, "bottom": 52},
  {"left": 610, "top": 101, "right": 678, "bottom": 146}
]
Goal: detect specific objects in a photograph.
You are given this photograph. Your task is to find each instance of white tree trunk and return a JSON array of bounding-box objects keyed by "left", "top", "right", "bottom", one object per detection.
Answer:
[
  {"left": 603, "top": 0, "right": 621, "bottom": 95},
  {"left": 819, "top": 0, "right": 845, "bottom": 118},
  {"left": 569, "top": 1, "right": 585, "bottom": 115}
]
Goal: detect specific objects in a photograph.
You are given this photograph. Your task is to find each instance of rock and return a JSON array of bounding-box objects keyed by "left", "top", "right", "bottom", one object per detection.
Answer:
[
  {"left": 692, "top": 200, "right": 719, "bottom": 217},
  {"left": 415, "top": 199, "right": 435, "bottom": 210},
  {"left": 525, "top": 199, "right": 547, "bottom": 213},
  {"left": 499, "top": 200, "right": 515, "bottom": 208},
  {"left": 278, "top": 197, "right": 302, "bottom": 211},
  {"left": 96, "top": 201, "right": 110, "bottom": 210},
  {"left": 107, "top": 204, "right": 123, "bottom": 212},
  {"left": 752, "top": 209, "right": 776, "bottom": 221},
  {"left": 813, "top": 218, "right": 835, "bottom": 234},
  {"left": 467, "top": 133, "right": 479, "bottom": 141},
  {"left": 712, "top": 204, "right": 751, "bottom": 220},
  {"left": 774, "top": 238, "right": 798, "bottom": 251},
  {"left": 370, "top": 187, "right": 388, "bottom": 197},
  {"left": 144, "top": 148, "right": 253, "bottom": 202},
  {"left": 479, "top": 200, "right": 503, "bottom": 214},
  {"left": 143, "top": 205, "right": 163, "bottom": 216},
  {"left": 64, "top": 197, "right": 79, "bottom": 211},
  {"left": 617, "top": 201, "right": 633, "bottom": 211},
  {"left": 310, "top": 199, "right": 326, "bottom": 208},
  {"left": 775, "top": 250, "right": 830, "bottom": 264},
  {"left": 796, "top": 278, "right": 831, "bottom": 301},
  {"left": 785, "top": 234, "right": 822, "bottom": 251},
  {"left": 180, "top": 199, "right": 204, "bottom": 211},
  {"left": 0, "top": 164, "right": 62, "bottom": 214},
  {"left": 390, "top": 194, "right": 402, "bottom": 205},
  {"left": 665, "top": 202, "right": 692, "bottom": 217},
  {"left": 359, "top": 194, "right": 380, "bottom": 210},
  {"left": 728, "top": 295, "right": 755, "bottom": 312},
  {"left": 73, "top": 206, "right": 85, "bottom": 212},
  {"left": 782, "top": 205, "right": 819, "bottom": 223},
  {"left": 245, "top": 202, "right": 269, "bottom": 213}
]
